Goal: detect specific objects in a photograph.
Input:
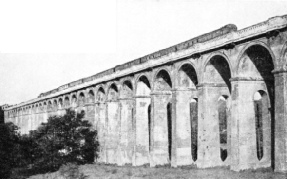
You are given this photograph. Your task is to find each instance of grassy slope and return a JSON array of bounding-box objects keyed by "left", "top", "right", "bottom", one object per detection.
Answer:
[{"left": 28, "top": 164, "right": 287, "bottom": 179}]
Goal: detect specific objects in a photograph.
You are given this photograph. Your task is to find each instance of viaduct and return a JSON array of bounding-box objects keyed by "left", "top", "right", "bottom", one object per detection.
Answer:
[{"left": 4, "top": 14, "right": 287, "bottom": 172}]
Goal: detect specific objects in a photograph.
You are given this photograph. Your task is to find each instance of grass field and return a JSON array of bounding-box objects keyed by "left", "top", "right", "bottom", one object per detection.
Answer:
[{"left": 26, "top": 164, "right": 287, "bottom": 179}]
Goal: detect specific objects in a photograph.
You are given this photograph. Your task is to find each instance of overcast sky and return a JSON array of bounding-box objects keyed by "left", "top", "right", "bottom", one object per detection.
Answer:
[{"left": 0, "top": 0, "right": 286, "bottom": 105}]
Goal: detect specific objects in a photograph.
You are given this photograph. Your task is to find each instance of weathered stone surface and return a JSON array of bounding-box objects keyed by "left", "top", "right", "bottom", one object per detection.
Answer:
[
  {"left": 4, "top": 14, "right": 287, "bottom": 172},
  {"left": 134, "top": 97, "right": 151, "bottom": 166}
]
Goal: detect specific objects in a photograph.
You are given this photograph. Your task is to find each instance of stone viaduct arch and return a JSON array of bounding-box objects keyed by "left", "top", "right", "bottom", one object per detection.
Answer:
[
  {"left": 174, "top": 62, "right": 199, "bottom": 166},
  {"left": 231, "top": 43, "right": 275, "bottom": 170},
  {"left": 85, "top": 89, "right": 95, "bottom": 125},
  {"left": 134, "top": 74, "right": 152, "bottom": 166},
  {"left": 199, "top": 53, "right": 232, "bottom": 168},
  {"left": 106, "top": 82, "right": 120, "bottom": 164},
  {"left": 95, "top": 85, "right": 107, "bottom": 162},
  {"left": 4, "top": 15, "right": 287, "bottom": 172},
  {"left": 152, "top": 68, "right": 173, "bottom": 166},
  {"left": 118, "top": 78, "right": 134, "bottom": 165}
]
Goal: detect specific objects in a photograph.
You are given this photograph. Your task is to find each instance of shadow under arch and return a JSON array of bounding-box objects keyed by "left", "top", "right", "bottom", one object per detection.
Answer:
[
  {"left": 136, "top": 75, "right": 151, "bottom": 96},
  {"left": 237, "top": 44, "right": 275, "bottom": 169},
  {"left": 96, "top": 87, "right": 106, "bottom": 103},
  {"left": 154, "top": 69, "right": 172, "bottom": 91},
  {"left": 122, "top": 80, "right": 134, "bottom": 98},
  {"left": 88, "top": 90, "right": 95, "bottom": 103},
  {"left": 178, "top": 63, "right": 198, "bottom": 89},
  {"left": 204, "top": 55, "right": 232, "bottom": 92},
  {"left": 107, "top": 83, "right": 119, "bottom": 101}
]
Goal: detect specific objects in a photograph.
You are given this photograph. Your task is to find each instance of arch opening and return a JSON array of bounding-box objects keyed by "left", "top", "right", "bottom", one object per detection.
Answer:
[
  {"left": 88, "top": 90, "right": 95, "bottom": 103},
  {"left": 238, "top": 45, "right": 274, "bottom": 103},
  {"left": 167, "top": 102, "right": 172, "bottom": 161},
  {"left": 79, "top": 92, "right": 85, "bottom": 106},
  {"left": 35, "top": 104, "right": 39, "bottom": 113},
  {"left": 238, "top": 45, "right": 274, "bottom": 166},
  {"left": 136, "top": 75, "right": 151, "bottom": 96},
  {"left": 122, "top": 80, "right": 133, "bottom": 98},
  {"left": 72, "top": 95, "right": 77, "bottom": 108},
  {"left": 178, "top": 64, "right": 198, "bottom": 89},
  {"left": 59, "top": 98, "right": 63, "bottom": 109},
  {"left": 95, "top": 87, "right": 106, "bottom": 162},
  {"left": 39, "top": 103, "right": 43, "bottom": 112},
  {"left": 155, "top": 70, "right": 172, "bottom": 91},
  {"left": 96, "top": 87, "right": 106, "bottom": 102},
  {"left": 48, "top": 101, "right": 52, "bottom": 111},
  {"left": 124, "top": 80, "right": 133, "bottom": 90},
  {"left": 148, "top": 104, "right": 151, "bottom": 152},
  {"left": 204, "top": 55, "right": 231, "bottom": 92},
  {"left": 53, "top": 100, "right": 58, "bottom": 111},
  {"left": 218, "top": 95, "right": 228, "bottom": 161},
  {"left": 176, "top": 64, "right": 199, "bottom": 163},
  {"left": 203, "top": 55, "right": 232, "bottom": 163},
  {"left": 134, "top": 75, "right": 152, "bottom": 165},
  {"left": 153, "top": 70, "right": 173, "bottom": 164},
  {"left": 43, "top": 102, "right": 47, "bottom": 112},
  {"left": 108, "top": 83, "right": 119, "bottom": 101},
  {"left": 190, "top": 98, "right": 198, "bottom": 162},
  {"left": 64, "top": 97, "right": 70, "bottom": 108},
  {"left": 253, "top": 90, "right": 269, "bottom": 161}
]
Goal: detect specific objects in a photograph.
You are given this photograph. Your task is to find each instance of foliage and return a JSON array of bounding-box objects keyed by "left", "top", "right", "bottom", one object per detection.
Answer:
[
  {"left": 0, "top": 122, "right": 20, "bottom": 179},
  {"left": 30, "top": 109, "right": 99, "bottom": 173},
  {"left": 8, "top": 109, "right": 99, "bottom": 178}
]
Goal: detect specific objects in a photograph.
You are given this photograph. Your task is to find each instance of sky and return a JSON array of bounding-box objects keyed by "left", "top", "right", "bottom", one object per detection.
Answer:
[{"left": 0, "top": 0, "right": 286, "bottom": 105}]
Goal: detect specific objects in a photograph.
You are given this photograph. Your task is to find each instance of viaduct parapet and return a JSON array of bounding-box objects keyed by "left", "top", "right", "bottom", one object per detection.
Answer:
[{"left": 4, "top": 15, "right": 287, "bottom": 172}]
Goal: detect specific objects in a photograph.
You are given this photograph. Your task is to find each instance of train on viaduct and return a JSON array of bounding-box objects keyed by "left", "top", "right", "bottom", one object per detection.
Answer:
[{"left": 4, "top": 14, "right": 287, "bottom": 172}]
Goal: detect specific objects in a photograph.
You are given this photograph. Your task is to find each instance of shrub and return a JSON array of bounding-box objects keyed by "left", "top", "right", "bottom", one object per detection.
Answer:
[
  {"left": 30, "top": 109, "right": 99, "bottom": 173},
  {"left": 0, "top": 122, "right": 20, "bottom": 179}
]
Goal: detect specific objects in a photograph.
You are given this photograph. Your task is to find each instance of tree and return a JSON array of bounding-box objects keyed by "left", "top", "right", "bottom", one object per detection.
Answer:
[
  {"left": 30, "top": 109, "right": 99, "bottom": 173},
  {"left": 0, "top": 122, "right": 20, "bottom": 179}
]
